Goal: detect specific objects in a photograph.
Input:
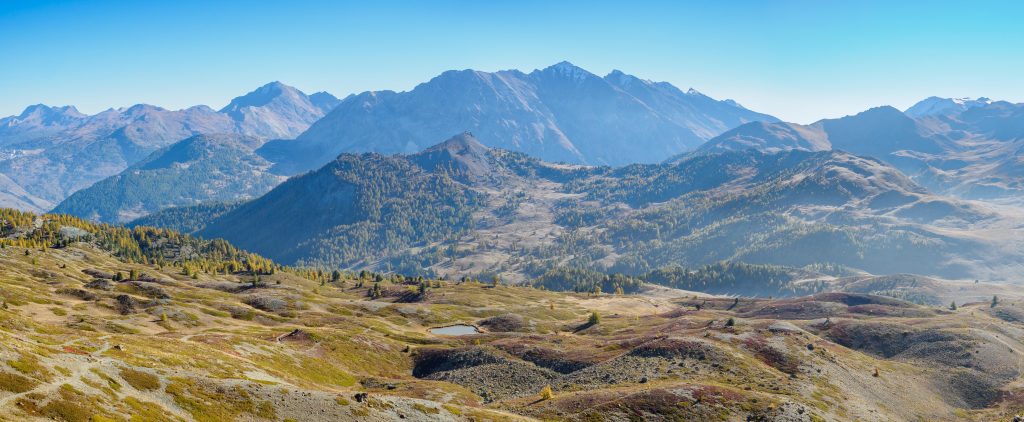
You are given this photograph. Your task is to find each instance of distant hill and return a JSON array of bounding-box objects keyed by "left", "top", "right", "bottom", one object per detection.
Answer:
[
  {"left": 179, "top": 133, "right": 1016, "bottom": 281},
  {"left": 695, "top": 100, "right": 1024, "bottom": 201},
  {"left": 127, "top": 201, "right": 243, "bottom": 234},
  {"left": 219, "top": 81, "right": 339, "bottom": 139},
  {"left": 52, "top": 134, "right": 284, "bottom": 223},
  {"left": 200, "top": 133, "right": 487, "bottom": 268},
  {"left": 259, "top": 61, "right": 777, "bottom": 173},
  {"left": 0, "top": 82, "right": 337, "bottom": 207},
  {"left": 904, "top": 96, "right": 992, "bottom": 118},
  {"left": 0, "top": 173, "right": 52, "bottom": 212}
]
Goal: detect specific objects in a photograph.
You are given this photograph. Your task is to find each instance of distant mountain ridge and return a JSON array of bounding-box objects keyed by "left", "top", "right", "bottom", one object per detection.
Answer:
[
  {"left": 904, "top": 96, "right": 993, "bottom": 118},
  {"left": 52, "top": 63, "right": 779, "bottom": 222},
  {"left": 0, "top": 82, "right": 338, "bottom": 209},
  {"left": 164, "top": 133, "right": 1019, "bottom": 281},
  {"left": 219, "top": 81, "right": 340, "bottom": 139},
  {"left": 260, "top": 61, "right": 778, "bottom": 173},
  {"left": 695, "top": 99, "right": 1024, "bottom": 200},
  {"left": 52, "top": 134, "right": 285, "bottom": 223}
]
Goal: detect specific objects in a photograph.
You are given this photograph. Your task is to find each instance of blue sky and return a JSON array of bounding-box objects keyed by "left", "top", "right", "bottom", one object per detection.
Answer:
[{"left": 1, "top": 0, "right": 1022, "bottom": 123}]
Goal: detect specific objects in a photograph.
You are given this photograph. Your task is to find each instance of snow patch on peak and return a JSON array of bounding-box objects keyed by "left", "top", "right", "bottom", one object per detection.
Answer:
[
  {"left": 951, "top": 97, "right": 991, "bottom": 107},
  {"left": 905, "top": 96, "right": 993, "bottom": 118}
]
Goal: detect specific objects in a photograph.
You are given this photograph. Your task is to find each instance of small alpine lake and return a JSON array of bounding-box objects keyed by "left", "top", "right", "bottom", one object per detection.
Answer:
[{"left": 429, "top": 324, "right": 480, "bottom": 336}]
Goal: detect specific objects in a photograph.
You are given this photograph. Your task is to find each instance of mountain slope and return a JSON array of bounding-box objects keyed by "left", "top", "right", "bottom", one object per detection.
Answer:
[
  {"left": 200, "top": 134, "right": 486, "bottom": 267},
  {"left": 220, "top": 81, "right": 339, "bottom": 139},
  {"left": 260, "top": 61, "right": 777, "bottom": 173},
  {"left": 0, "top": 104, "right": 87, "bottom": 146},
  {"left": 51, "top": 134, "right": 284, "bottom": 223},
  {"left": 0, "top": 82, "right": 335, "bottom": 207},
  {"left": 697, "top": 106, "right": 949, "bottom": 157},
  {"left": 696, "top": 100, "right": 1024, "bottom": 200},
  {"left": 0, "top": 173, "right": 52, "bottom": 212},
  {"left": 7, "top": 213, "right": 1024, "bottom": 420},
  {"left": 904, "top": 96, "right": 992, "bottom": 118},
  {"left": 188, "top": 133, "right": 1018, "bottom": 281}
]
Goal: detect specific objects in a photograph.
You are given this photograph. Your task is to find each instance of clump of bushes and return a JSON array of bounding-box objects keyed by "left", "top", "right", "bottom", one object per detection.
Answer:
[{"left": 120, "top": 367, "right": 160, "bottom": 391}]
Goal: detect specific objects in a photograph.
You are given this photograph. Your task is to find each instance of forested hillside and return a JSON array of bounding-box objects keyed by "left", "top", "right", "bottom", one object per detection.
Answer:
[
  {"left": 1, "top": 208, "right": 277, "bottom": 275},
  {"left": 153, "top": 134, "right": 1018, "bottom": 282},
  {"left": 52, "top": 134, "right": 284, "bottom": 223}
]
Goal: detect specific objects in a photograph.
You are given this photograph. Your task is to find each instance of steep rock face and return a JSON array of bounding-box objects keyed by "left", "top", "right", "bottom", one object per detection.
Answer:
[
  {"left": 0, "top": 82, "right": 336, "bottom": 207},
  {"left": 261, "top": 61, "right": 777, "bottom": 173}
]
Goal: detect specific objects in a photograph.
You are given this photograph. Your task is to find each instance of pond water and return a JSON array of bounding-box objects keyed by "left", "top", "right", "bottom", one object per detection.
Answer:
[{"left": 429, "top": 324, "right": 480, "bottom": 336}]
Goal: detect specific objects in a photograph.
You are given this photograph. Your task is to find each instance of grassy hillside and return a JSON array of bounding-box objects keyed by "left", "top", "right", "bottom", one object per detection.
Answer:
[{"left": 3, "top": 207, "right": 1024, "bottom": 420}]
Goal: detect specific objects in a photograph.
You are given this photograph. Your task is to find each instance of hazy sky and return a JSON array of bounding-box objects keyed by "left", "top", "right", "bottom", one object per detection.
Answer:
[{"left": 2, "top": 0, "right": 1022, "bottom": 123}]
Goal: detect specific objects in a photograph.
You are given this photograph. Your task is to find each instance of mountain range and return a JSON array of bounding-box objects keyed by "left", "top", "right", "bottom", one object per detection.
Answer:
[
  {"left": 696, "top": 99, "right": 1024, "bottom": 201},
  {"left": 6, "top": 65, "right": 1024, "bottom": 283},
  {"left": 136, "top": 132, "right": 1021, "bottom": 281},
  {"left": 48, "top": 62, "right": 780, "bottom": 223},
  {"left": 259, "top": 61, "right": 778, "bottom": 173},
  {"left": 0, "top": 82, "right": 338, "bottom": 211}
]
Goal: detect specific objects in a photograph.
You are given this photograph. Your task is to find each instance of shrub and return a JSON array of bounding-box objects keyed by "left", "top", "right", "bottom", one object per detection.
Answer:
[
  {"left": 539, "top": 385, "right": 554, "bottom": 400},
  {"left": 120, "top": 368, "right": 160, "bottom": 391},
  {"left": 0, "top": 371, "right": 36, "bottom": 393}
]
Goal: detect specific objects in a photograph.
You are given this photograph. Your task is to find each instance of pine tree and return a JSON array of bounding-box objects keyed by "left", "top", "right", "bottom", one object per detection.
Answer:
[{"left": 368, "top": 283, "right": 383, "bottom": 299}]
